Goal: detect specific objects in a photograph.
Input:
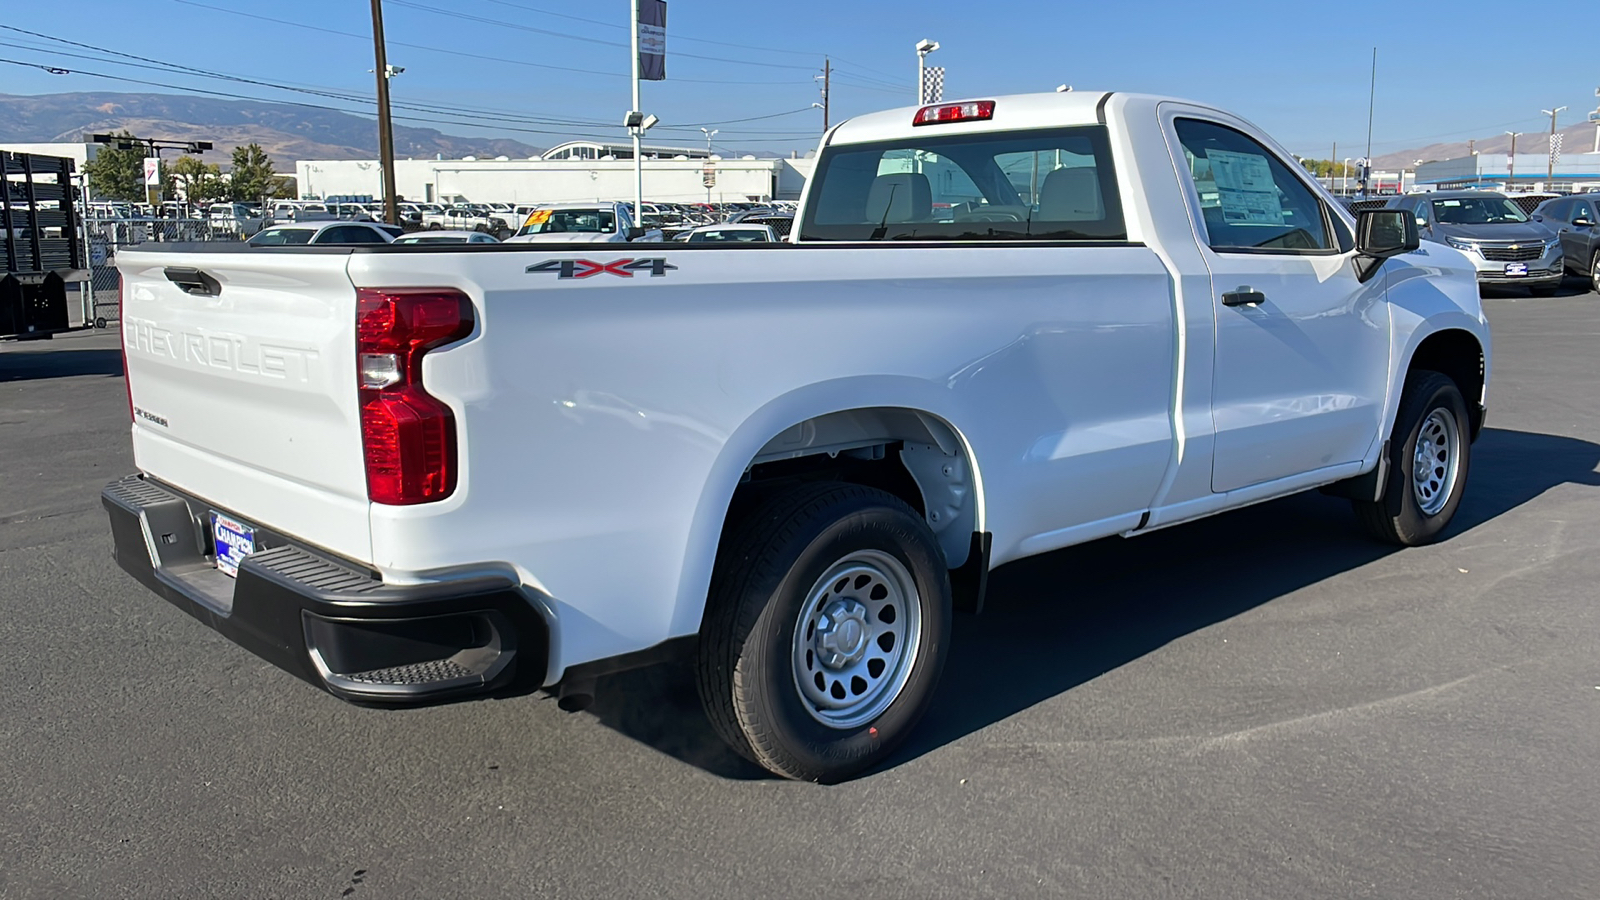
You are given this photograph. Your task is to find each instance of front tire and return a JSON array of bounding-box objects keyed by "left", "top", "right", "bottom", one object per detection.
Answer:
[
  {"left": 697, "top": 483, "right": 952, "bottom": 782},
  {"left": 1353, "top": 370, "right": 1471, "bottom": 545},
  {"left": 1590, "top": 252, "right": 1600, "bottom": 295}
]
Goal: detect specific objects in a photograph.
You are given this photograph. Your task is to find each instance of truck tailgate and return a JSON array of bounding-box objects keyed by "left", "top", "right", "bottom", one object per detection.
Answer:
[{"left": 119, "top": 249, "right": 372, "bottom": 563}]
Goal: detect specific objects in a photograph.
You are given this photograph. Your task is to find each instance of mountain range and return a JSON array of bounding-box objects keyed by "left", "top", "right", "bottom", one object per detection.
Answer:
[
  {"left": 2, "top": 90, "right": 1594, "bottom": 173},
  {"left": 1371, "top": 120, "right": 1598, "bottom": 168},
  {"left": 0, "top": 91, "right": 542, "bottom": 169}
]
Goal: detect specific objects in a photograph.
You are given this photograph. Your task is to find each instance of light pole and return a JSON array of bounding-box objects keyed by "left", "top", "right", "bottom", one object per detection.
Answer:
[
  {"left": 700, "top": 128, "right": 718, "bottom": 207},
  {"left": 1540, "top": 106, "right": 1567, "bottom": 182},
  {"left": 915, "top": 39, "right": 939, "bottom": 103},
  {"left": 1342, "top": 157, "right": 1351, "bottom": 194},
  {"left": 1505, "top": 131, "right": 1521, "bottom": 189}
]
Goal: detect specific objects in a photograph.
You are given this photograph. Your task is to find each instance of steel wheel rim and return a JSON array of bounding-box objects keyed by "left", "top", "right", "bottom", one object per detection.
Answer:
[
  {"left": 791, "top": 549, "right": 922, "bottom": 729},
  {"left": 1411, "top": 407, "right": 1461, "bottom": 517}
]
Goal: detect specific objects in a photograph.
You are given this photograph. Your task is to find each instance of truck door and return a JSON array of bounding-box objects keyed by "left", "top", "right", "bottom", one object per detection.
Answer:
[{"left": 1168, "top": 116, "right": 1390, "bottom": 493}]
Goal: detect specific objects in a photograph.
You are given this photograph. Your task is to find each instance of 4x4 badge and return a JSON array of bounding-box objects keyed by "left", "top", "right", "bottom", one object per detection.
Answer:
[{"left": 526, "top": 258, "right": 678, "bottom": 279}]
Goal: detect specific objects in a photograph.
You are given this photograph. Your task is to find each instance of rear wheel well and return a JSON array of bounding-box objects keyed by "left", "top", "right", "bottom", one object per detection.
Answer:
[
  {"left": 1408, "top": 330, "right": 1484, "bottom": 438},
  {"left": 721, "top": 408, "right": 988, "bottom": 611}
]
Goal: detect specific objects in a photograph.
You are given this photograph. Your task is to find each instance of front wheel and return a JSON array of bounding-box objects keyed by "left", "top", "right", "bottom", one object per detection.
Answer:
[
  {"left": 697, "top": 483, "right": 952, "bottom": 782},
  {"left": 1590, "top": 252, "right": 1600, "bottom": 295},
  {"left": 1353, "top": 370, "right": 1471, "bottom": 545}
]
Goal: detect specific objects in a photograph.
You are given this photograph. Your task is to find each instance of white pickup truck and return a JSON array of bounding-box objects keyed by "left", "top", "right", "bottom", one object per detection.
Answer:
[{"left": 104, "top": 91, "right": 1488, "bottom": 782}]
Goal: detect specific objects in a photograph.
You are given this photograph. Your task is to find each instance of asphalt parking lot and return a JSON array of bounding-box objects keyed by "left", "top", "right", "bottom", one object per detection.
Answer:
[{"left": 3, "top": 288, "right": 1598, "bottom": 899}]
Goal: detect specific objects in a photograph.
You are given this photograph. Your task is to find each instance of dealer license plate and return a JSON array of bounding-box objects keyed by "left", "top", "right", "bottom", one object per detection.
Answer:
[
  {"left": 1503, "top": 263, "right": 1529, "bottom": 277},
  {"left": 210, "top": 512, "right": 255, "bottom": 577}
]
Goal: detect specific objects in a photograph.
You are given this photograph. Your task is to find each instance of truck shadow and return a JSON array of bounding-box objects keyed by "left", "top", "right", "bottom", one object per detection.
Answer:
[
  {"left": 0, "top": 347, "right": 124, "bottom": 382},
  {"left": 580, "top": 427, "right": 1600, "bottom": 781}
]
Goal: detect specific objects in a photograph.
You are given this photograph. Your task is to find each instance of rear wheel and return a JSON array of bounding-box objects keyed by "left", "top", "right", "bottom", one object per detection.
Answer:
[
  {"left": 1353, "top": 371, "right": 1471, "bottom": 546},
  {"left": 697, "top": 483, "right": 951, "bottom": 782}
]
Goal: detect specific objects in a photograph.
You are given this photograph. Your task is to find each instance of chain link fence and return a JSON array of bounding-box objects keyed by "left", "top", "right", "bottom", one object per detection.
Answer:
[{"left": 84, "top": 218, "right": 245, "bottom": 327}]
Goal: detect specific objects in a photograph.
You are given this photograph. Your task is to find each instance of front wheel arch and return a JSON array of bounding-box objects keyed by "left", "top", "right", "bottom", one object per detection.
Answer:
[{"left": 1404, "top": 328, "right": 1485, "bottom": 440}]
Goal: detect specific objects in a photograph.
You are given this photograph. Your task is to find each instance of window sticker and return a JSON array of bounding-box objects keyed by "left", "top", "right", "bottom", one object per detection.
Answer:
[
  {"left": 523, "top": 209, "right": 552, "bottom": 227},
  {"left": 1207, "top": 149, "right": 1283, "bottom": 225}
]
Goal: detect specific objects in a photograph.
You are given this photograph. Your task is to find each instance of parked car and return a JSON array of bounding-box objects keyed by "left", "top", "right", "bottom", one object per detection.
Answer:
[
  {"left": 246, "top": 221, "right": 400, "bottom": 245},
  {"left": 1530, "top": 194, "right": 1600, "bottom": 293},
  {"left": 503, "top": 201, "right": 661, "bottom": 243},
  {"left": 1386, "top": 191, "right": 1562, "bottom": 294},
  {"left": 206, "top": 203, "right": 268, "bottom": 237},
  {"left": 422, "top": 205, "right": 508, "bottom": 236},
  {"left": 391, "top": 230, "right": 501, "bottom": 245},
  {"left": 675, "top": 223, "right": 779, "bottom": 243},
  {"left": 106, "top": 89, "right": 1487, "bottom": 783}
]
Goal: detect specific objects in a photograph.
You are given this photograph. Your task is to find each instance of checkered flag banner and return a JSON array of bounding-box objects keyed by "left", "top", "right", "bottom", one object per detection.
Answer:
[
  {"left": 920, "top": 66, "right": 944, "bottom": 104},
  {"left": 1550, "top": 133, "right": 1564, "bottom": 168}
]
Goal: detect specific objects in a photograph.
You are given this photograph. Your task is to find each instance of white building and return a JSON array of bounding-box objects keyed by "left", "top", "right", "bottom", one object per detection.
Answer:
[
  {"left": 295, "top": 154, "right": 812, "bottom": 205},
  {"left": 0, "top": 142, "right": 97, "bottom": 166}
]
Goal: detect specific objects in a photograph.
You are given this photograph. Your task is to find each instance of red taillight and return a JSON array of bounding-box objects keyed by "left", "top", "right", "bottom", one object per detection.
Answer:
[
  {"left": 356, "top": 288, "right": 473, "bottom": 505},
  {"left": 912, "top": 100, "right": 995, "bottom": 126}
]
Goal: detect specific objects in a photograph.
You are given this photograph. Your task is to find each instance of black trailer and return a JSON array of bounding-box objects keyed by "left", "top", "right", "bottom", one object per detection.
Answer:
[{"left": 3, "top": 151, "right": 87, "bottom": 340}]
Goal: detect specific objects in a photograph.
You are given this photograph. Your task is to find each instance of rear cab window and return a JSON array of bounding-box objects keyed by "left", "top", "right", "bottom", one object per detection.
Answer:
[{"left": 798, "top": 126, "right": 1127, "bottom": 242}]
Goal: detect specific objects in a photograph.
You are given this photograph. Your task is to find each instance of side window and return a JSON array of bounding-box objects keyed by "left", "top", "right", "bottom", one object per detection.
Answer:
[
  {"left": 1174, "top": 118, "right": 1332, "bottom": 253},
  {"left": 1414, "top": 200, "right": 1432, "bottom": 226},
  {"left": 1574, "top": 201, "right": 1596, "bottom": 224}
]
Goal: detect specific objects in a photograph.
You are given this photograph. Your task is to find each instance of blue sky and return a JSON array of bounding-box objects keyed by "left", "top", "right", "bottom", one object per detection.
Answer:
[{"left": 2, "top": 0, "right": 1596, "bottom": 159}]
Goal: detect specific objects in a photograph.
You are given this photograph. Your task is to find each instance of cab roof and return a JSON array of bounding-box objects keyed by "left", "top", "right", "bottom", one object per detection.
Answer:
[{"left": 829, "top": 91, "right": 1111, "bottom": 146}]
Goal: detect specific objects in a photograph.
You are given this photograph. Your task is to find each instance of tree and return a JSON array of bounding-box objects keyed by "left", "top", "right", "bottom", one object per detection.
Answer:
[
  {"left": 169, "top": 154, "right": 228, "bottom": 202},
  {"left": 81, "top": 130, "right": 145, "bottom": 201},
  {"left": 228, "top": 143, "right": 280, "bottom": 203}
]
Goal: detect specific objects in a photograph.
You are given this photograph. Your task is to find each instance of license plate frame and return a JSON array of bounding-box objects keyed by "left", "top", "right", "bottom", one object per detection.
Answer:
[
  {"left": 209, "top": 511, "right": 256, "bottom": 577},
  {"left": 1503, "top": 262, "right": 1529, "bottom": 277}
]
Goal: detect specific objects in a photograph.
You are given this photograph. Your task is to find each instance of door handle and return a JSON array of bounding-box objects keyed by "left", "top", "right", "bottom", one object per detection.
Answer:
[{"left": 1221, "top": 288, "right": 1266, "bottom": 307}]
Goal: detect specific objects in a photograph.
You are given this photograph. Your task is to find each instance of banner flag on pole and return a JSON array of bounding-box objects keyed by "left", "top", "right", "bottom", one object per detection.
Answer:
[
  {"left": 920, "top": 67, "right": 944, "bottom": 104},
  {"left": 639, "top": 0, "right": 666, "bottom": 81}
]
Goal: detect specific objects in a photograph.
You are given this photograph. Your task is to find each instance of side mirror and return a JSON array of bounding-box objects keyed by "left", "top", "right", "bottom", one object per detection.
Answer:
[
  {"left": 1354, "top": 209, "right": 1419, "bottom": 282},
  {"left": 626, "top": 226, "right": 647, "bottom": 240}
]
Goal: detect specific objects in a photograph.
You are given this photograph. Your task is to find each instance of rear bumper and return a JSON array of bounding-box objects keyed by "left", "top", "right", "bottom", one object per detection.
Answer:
[{"left": 101, "top": 474, "right": 548, "bottom": 704}]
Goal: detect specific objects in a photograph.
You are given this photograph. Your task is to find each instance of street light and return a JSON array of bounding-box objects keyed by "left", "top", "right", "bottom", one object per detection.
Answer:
[
  {"left": 700, "top": 127, "right": 718, "bottom": 207},
  {"left": 1540, "top": 106, "right": 1567, "bottom": 181},
  {"left": 915, "top": 38, "right": 939, "bottom": 104},
  {"left": 1342, "top": 157, "right": 1351, "bottom": 194},
  {"left": 1505, "top": 131, "right": 1522, "bottom": 188}
]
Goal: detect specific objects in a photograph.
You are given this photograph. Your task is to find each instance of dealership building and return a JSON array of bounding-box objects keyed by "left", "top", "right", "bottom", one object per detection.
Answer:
[{"left": 295, "top": 141, "right": 815, "bottom": 205}]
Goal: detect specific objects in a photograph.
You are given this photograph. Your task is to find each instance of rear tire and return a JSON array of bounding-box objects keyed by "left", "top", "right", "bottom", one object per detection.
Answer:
[
  {"left": 1353, "top": 370, "right": 1471, "bottom": 546},
  {"left": 697, "top": 483, "right": 952, "bottom": 782}
]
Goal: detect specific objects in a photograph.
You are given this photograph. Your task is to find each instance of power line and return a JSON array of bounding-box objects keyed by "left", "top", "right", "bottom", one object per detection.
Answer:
[
  {"left": 387, "top": 0, "right": 828, "bottom": 72},
  {"left": 456, "top": 0, "right": 909, "bottom": 84},
  {"left": 167, "top": 0, "right": 804, "bottom": 86},
  {"left": 0, "top": 47, "right": 823, "bottom": 139}
]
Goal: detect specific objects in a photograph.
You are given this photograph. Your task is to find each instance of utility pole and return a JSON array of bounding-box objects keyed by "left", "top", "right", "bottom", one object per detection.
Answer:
[
  {"left": 822, "top": 58, "right": 830, "bottom": 131},
  {"left": 1330, "top": 141, "right": 1336, "bottom": 191},
  {"left": 1540, "top": 106, "right": 1567, "bottom": 181},
  {"left": 369, "top": 0, "right": 398, "bottom": 225}
]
